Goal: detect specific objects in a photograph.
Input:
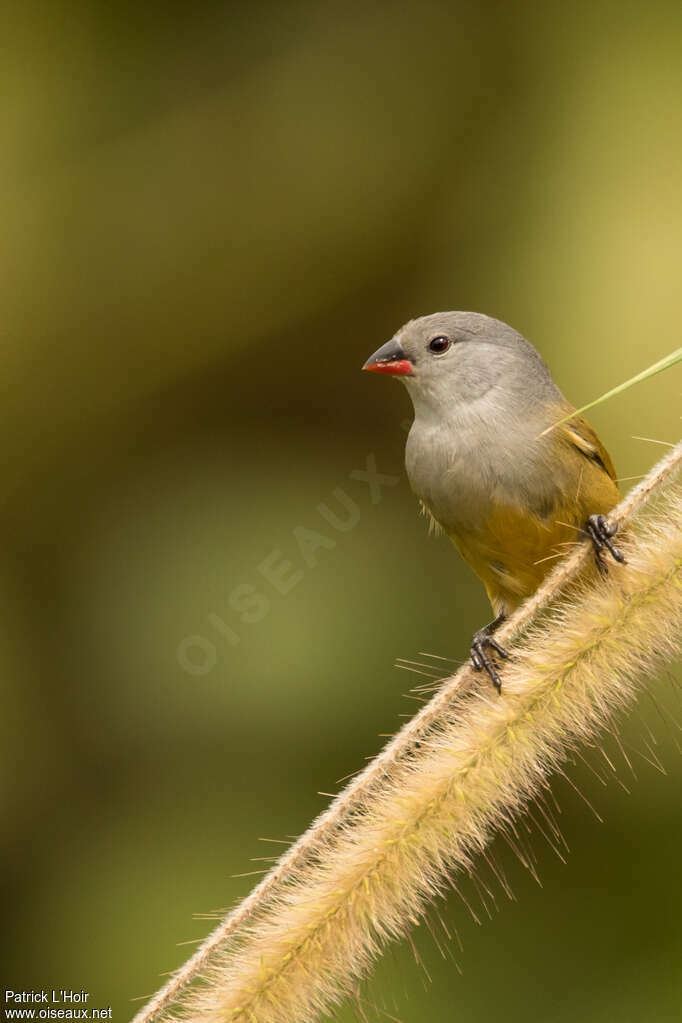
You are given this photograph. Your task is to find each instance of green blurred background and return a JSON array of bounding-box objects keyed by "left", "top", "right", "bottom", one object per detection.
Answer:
[{"left": 1, "top": 1, "right": 681, "bottom": 1020}]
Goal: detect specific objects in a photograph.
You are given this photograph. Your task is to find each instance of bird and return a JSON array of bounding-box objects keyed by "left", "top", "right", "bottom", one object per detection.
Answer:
[{"left": 362, "top": 311, "right": 624, "bottom": 691}]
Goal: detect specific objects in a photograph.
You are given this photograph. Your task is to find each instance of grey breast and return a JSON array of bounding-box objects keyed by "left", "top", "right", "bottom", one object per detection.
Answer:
[{"left": 405, "top": 401, "right": 564, "bottom": 534}]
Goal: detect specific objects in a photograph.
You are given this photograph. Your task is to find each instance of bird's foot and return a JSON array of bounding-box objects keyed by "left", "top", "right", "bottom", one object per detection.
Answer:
[
  {"left": 585, "top": 514, "right": 625, "bottom": 575},
  {"left": 470, "top": 622, "right": 508, "bottom": 694}
]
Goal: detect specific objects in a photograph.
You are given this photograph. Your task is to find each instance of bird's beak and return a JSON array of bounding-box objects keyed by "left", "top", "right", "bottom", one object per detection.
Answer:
[{"left": 362, "top": 337, "right": 413, "bottom": 376}]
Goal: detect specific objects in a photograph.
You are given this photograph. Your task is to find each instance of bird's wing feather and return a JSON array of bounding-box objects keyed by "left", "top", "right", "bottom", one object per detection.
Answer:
[{"left": 559, "top": 414, "right": 618, "bottom": 482}]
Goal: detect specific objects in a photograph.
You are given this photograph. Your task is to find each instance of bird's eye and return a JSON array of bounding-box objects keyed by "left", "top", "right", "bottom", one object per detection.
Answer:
[{"left": 428, "top": 335, "right": 451, "bottom": 354}]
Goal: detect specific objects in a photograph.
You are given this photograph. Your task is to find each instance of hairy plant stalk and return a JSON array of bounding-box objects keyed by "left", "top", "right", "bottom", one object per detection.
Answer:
[{"left": 136, "top": 441, "right": 682, "bottom": 1023}]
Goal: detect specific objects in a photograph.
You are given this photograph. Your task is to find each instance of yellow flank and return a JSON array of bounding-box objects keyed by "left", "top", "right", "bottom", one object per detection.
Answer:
[{"left": 447, "top": 412, "right": 620, "bottom": 615}]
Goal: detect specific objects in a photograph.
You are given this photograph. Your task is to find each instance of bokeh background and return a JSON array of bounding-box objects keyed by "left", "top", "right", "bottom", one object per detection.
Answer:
[{"left": 1, "top": 2, "right": 681, "bottom": 1020}]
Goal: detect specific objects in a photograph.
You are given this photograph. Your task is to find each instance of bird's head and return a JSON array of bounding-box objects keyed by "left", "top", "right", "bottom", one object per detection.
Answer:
[{"left": 362, "top": 311, "right": 555, "bottom": 414}]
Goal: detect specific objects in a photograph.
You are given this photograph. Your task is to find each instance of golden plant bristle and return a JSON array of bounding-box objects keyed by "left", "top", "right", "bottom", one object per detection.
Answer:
[{"left": 166, "top": 480, "right": 682, "bottom": 1023}]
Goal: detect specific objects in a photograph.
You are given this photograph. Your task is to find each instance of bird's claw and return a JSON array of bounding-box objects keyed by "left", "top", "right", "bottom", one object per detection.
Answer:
[
  {"left": 585, "top": 514, "right": 625, "bottom": 575},
  {"left": 470, "top": 631, "right": 508, "bottom": 694}
]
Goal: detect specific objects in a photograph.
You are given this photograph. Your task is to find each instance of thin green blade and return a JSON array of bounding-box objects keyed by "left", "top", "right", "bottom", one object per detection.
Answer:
[{"left": 539, "top": 346, "right": 682, "bottom": 437}]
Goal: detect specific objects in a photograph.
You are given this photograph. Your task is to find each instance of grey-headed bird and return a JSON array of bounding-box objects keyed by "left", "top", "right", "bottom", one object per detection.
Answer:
[{"left": 363, "top": 311, "right": 623, "bottom": 690}]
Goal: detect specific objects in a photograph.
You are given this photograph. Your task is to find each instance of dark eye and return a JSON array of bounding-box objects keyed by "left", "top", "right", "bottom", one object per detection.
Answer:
[{"left": 428, "top": 335, "right": 451, "bottom": 354}]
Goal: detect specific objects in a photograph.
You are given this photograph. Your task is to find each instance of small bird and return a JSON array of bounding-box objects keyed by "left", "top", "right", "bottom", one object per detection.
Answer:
[{"left": 363, "top": 311, "right": 624, "bottom": 690}]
